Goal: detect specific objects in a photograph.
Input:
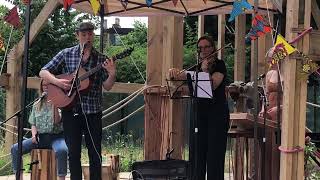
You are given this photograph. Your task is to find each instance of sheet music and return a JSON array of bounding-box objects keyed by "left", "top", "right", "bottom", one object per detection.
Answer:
[{"left": 186, "top": 71, "right": 213, "bottom": 98}]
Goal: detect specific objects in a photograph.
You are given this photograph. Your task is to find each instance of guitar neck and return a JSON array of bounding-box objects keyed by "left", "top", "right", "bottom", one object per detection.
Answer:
[{"left": 79, "top": 64, "right": 103, "bottom": 81}]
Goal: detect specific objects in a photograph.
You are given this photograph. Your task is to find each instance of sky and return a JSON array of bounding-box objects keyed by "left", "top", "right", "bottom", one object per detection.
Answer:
[{"left": 0, "top": 0, "right": 148, "bottom": 29}]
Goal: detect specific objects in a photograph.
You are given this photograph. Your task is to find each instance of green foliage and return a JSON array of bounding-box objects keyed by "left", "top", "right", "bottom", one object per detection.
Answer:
[
  {"left": 105, "top": 21, "right": 147, "bottom": 83},
  {"left": 121, "top": 21, "right": 147, "bottom": 48},
  {"left": 304, "top": 141, "right": 320, "bottom": 179},
  {"left": 102, "top": 130, "right": 143, "bottom": 172}
]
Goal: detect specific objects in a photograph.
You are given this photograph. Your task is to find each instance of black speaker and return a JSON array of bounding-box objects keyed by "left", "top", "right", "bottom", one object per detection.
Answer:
[{"left": 131, "top": 159, "right": 190, "bottom": 180}]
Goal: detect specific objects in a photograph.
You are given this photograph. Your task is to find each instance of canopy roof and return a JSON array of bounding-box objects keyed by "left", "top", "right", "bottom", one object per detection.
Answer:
[{"left": 60, "top": 0, "right": 278, "bottom": 16}]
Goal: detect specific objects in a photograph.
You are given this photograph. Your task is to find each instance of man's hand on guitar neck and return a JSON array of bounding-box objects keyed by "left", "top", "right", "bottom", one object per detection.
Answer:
[
  {"left": 102, "top": 58, "right": 116, "bottom": 77},
  {"left": 102, "top": 58, "right": 117, "bottom": 91}
]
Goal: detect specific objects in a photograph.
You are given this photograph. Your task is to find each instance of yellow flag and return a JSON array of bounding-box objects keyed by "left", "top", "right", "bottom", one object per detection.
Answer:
[
  {"left": 275, "top": 34, "right": 296, "bottom": 55},
  {"left": 90, "top": 0, "right": 100, "bottom": 15}
]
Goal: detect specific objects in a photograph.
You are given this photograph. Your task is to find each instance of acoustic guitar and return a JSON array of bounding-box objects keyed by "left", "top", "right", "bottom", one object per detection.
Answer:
[{"left": 46, "top": 47, "right": 134, "bottom": 108}]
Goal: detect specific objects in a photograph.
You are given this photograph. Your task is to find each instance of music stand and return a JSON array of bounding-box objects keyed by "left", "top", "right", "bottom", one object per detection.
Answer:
[{"left": 166, "top": 71, "right": 214, "bottom": 180}]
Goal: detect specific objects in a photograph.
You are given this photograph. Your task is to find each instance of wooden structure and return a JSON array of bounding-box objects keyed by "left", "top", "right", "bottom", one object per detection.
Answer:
[
  {"left": 1, "top": 0, "right": 320, "bottom": 180},
  {"left": 30, "top": 149, "right": 57, "bottom": 180}
]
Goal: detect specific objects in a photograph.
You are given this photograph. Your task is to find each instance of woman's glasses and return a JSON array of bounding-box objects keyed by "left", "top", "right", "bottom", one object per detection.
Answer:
[{"left": 197, "top": 45, "right": 212, "bottom": 51}]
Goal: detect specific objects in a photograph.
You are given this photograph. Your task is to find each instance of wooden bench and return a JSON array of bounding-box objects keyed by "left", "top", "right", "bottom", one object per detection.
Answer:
[{"left": 30, "top": 149, "right": 57, "bottom": 180}]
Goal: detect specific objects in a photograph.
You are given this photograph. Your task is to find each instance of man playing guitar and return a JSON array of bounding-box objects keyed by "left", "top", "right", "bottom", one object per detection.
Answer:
[{"left": 39, "top": 22, "right": 116, "bottom": 180}]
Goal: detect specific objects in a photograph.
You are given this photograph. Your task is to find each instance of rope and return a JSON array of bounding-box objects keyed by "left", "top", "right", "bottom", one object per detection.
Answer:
[
  {"left": 102, "top": 105, "right": 145, "bottom": 130},
  {"left": 1, "top": 122, "right": 31, "bottom": 131},
  {"left": 307, "top": 102, "right": 320, "bottom": 108},
  {"left": 112, "top": 26, "right": 146, "bottom": 83},
  {"left": 102, "top": 87, "right": 144, "bottom": 119},
  {"left": 278, "top": 146, "right": 304, "bottom": 153},
  {"left": 102, "top": 86, "right": 145, "bottom": 115}
]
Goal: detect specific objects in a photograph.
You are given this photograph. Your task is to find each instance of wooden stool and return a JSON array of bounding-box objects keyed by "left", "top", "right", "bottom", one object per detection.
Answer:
[{"left": 30, "top": 149, "right": 57, "bottom": 180}]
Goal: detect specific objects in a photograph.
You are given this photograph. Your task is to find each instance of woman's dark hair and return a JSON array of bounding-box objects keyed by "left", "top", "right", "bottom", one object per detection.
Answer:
[{"left": 197, "top": 35, "right": 217, "bottom": 59}]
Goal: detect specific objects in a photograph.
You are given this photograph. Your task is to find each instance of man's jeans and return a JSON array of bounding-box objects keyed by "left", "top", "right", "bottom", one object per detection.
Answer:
[{"left": 11, "top": 134, "right": 68, "bottom": 176}]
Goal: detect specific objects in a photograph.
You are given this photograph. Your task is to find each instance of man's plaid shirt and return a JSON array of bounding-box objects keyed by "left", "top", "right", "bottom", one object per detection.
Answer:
[{"left": 42, "top": 44, "right": 108, "bottom": 114}]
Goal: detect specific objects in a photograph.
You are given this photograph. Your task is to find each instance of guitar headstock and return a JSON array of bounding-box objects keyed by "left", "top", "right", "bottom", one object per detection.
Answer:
[{"left": 114, "top": 47, "right": 134, "bottom": 61}]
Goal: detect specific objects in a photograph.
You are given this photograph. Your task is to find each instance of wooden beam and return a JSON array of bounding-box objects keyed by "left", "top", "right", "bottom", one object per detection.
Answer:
[
  {"left": 7, "top": 0, "right": 60, "bottom": 61},
  {"left": 311, "top": 0, "right": 320, "bottom": 29},
  {"left": 145, "top": 16, "right": 164, "bottom": 160},
  {"left": 198, "top": 15, "right": 205, "bottom": 39},
  {"left": 218, "top": 14, "right": 225, "bottom": 60},
  {"left": 235, "top": 14, "right": 246, "bottom": 81},
  {"left": 162, "top": 16, "right": 184, "bottom": 160},
  {"left": 146, "top": 17, "right": 163, "bottom": 86},
  {"left": 280, "top": 0, "right": 306, "bottom": 179}
]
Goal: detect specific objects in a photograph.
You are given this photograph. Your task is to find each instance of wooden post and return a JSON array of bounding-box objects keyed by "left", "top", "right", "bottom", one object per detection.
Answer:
[
  {"left": 145, "top": 16, "right": 184, "bottom": 160},
  {"left": 4, "top": 0, "right": 59, "bottom": 152},
  {"left": 198, "top": 15, "right": 205, "bottom": 38},
  {"left": 279, "top": 0, "right": 306, "bottom": 179},
  {"left": 234, "top": 14, "right": 246, "bottom": 82},
  {"left": 233, "top": 14, "right": 246, "bottom": 180},
  {"left": 145, "top": 16, "right": 164, "bottom": 160},
  {"left": 162, "top": 16, "right": 184, "bottom": 159},
  {"left": 218, "top": 15, "right": 226, "bottom": 60}
]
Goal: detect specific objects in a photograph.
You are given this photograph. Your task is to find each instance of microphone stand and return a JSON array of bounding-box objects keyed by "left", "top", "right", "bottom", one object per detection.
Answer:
[
  {"left": 0, "top": 94, "right": 46, "bottom": 127},
  {"left": 260, "top": 78, "right": 268, "bottom": 180},
  {"left": 190, "top": 50, "right": 200, "bottom": 180}
]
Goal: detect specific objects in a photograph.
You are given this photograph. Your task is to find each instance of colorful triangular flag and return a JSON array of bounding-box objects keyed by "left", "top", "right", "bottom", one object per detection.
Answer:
[
  {"left": 228, "top": 0, "right": 253, "bottom": 22},
  {"left": 89, "top": 0, "right": 100, "bottom": 15},
  {"left": 3, "top": 6, "right": 20, "bottom": 28},
  {"left": 0, "top": 34, "right": 5, "bottom": 52},
  {"left": 120, "top": 0, "right": 128, "bottom": 10},
  {"left": 274, "top": 34, "right": 296, "bottom": 55},
  {"left": 172, "top": 0, "right": 178, "bottom": 6},
  {"left": 146, "top": 0, "right": 152, "bottom": 7},
  {"left": 63, "top": 0, "right": 74, "bottom": 11},
  {"left": 245, "top": 14, "right": 272, "bottom": 42}
]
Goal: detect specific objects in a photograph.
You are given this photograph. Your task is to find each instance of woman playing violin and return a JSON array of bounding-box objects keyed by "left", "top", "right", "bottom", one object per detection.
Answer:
[{"left": 169, "top": 36, "right": 230, "bottom": 180}]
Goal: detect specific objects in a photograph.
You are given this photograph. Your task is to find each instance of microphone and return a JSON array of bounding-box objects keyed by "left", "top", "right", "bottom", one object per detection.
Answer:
[
  {"left": 40, "top": 92, "right": 48, "bottom": 99},
  {"left": 80, "top": 42, "right": 88, "bottom": 54},
  {"left": 257, "top": 73, "right": 266, "bottom": 81},
  {"left": 186, "top": 73, "right": 194, "bottom": 97}
]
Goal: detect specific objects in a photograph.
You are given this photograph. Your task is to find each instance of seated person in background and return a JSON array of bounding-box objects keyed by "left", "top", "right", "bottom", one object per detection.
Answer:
[
  {"left": 11, "top": 80, "right": 68, "bottom": 180},
  {"left": 259, "top": 47, "right": 283, "bottom": 121}
]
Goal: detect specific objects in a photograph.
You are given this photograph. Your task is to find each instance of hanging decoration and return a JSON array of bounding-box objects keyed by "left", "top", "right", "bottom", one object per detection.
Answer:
[
  {"left": 0, "top": 35, "right": 5, "bottom": 52},
  {"left": 63, "top": 0, "right": 74, "bottom": 11},
  {"left": 89, "top": 0, "right": 100, "bottom": 15},
  {"left": 3, "top": 6, "right": 21, "bottom": 28},
  {"left": 268, "top": 35, "right": 296, "bottom": 67},
  {"left": 120, "top": 0, "right": 128, "bottom": 10},
  {"left": 172, "top": 0, "right": 178, "bottom": 6},
  {"left": 245, "top": 14, "right": 272, "bottom": 42},
  {"left": 228, "top": 0, "right": 253, "bottom": 22},
  {"left": 146, "top": 0, "right": 152, "bottom": 7},
  {"left": 299, "top": 51, "right": 319, "bottom": 75}
]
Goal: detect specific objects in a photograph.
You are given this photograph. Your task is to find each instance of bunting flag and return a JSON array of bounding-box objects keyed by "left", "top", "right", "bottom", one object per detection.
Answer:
[
  {"left": 228, "top": 0, "right": 253, "bottom": 22},
  {"left": 63, "top": 0, "right": 74, "bottom": 11},
  {"left": 274, "top": 34, "right": 296, "bottom": 55},
  {"left": 120, "top": 0, "right": 128, "bottom": 10},
  {"left": 89, "top": 0, "right": 100, "bottom": 15},
  {"left": 0, "top": 34, "right": 5, "bottom": 52},
  {"left": 146, "top": 0, "right": 152, "bottom": 7},
  {"left": 245, "top": 14, "right": 272, "bottom": 42},
  {"left": 3, "top": 6, "right": 21, "bottom": 28},
  {"left": 172, "top": 0, "right": 178, "bottom": 6}
]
